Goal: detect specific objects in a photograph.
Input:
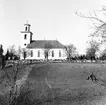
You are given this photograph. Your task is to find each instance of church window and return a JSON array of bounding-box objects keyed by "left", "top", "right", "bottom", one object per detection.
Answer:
[
  {"left": 52, "top": 50, "right": 54, "bottom": 57},
  {"left": 31, "top": 50, "right": 33, "bottom": 57},
  {"left": 24, "top": 34, "right": 27, "bottom": 39},
  {"left": 25, "top": 27, "right": 27, "bottom": 31},
  {"left": 38, "top": 50, "right": 40, "bottom": 57},
  {"left": 59, "top": 50, "right": 61, "bottom": 57},
  {"left": 24, "top": 44, "right": 26, "bottom": 46}
]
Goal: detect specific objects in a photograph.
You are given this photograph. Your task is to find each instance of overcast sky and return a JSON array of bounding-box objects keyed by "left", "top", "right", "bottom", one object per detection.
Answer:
[{"left": 1, "top": 0, "right": 106, "bottom": 54}]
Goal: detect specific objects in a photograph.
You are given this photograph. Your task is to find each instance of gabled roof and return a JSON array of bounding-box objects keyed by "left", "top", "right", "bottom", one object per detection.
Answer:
[{"left": 27, "top": 40, "right": 65, "bottom": 49}]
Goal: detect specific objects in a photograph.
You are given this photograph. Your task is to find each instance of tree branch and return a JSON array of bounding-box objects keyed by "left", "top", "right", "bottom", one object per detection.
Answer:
[{"left": 76, "top": 11, "right": 105, "bottom": 23}]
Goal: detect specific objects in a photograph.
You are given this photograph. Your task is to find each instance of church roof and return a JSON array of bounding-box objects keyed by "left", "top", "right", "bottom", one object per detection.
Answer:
[{"left": 27, "top": 40, "right": 65, "bottom": 49}]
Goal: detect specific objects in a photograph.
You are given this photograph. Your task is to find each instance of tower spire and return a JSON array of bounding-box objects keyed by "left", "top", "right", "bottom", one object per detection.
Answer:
[{"left": 26, "top": 20, "right": 28, "bottom": 24}]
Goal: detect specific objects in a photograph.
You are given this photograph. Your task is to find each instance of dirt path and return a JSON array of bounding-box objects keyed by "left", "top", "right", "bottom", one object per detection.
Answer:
[
  {"left": 15, "top": 65, "right": 34, "bottom": 91},
  {"left": 0, "top": 65, "right": 34, "bottom": 95}
]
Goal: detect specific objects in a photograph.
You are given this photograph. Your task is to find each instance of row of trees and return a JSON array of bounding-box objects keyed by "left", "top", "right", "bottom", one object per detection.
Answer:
[
  {"left": 0, "top": 45, "right": 28, "bottom": 69},
  {"left": 65, "top": 40, "right": 106, "bottom": 61},
  {"left": 4, "top": 46, "right": 29, "bottom": 60}
]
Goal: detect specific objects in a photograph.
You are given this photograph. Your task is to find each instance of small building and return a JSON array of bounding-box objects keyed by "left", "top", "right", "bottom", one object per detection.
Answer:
[{"left": 20, "top": 23, "right": 67, "bottom": 60}]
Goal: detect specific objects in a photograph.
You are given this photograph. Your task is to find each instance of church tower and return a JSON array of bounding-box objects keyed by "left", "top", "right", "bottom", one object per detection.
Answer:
[{"left": 21, "top": 22, "right": 33, "bottom": 48}]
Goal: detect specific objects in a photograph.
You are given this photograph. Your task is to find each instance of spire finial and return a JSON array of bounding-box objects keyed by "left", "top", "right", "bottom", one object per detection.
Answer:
[{"left": 26, "top": 20, "right": 28, "bottom": 24}]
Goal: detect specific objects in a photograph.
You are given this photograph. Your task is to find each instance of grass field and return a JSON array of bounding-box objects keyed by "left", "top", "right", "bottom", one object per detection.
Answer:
[
  {"left": 27, "top": 63, "right": 106, "bottom": 105},
  {"left": 1, "top": 62, "right": 106, "bottom": 104}
]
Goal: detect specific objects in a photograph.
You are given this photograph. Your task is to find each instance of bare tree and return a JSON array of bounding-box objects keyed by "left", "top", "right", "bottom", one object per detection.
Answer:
[
  {"left": 21, "top": 48, "right": 30, "bottom": 60},
  {"left": 0, "top": 45, "right": 5, "bottom": 69},
  {"left": 86, "top": 40, "right": 100, "bottom": 61},
  {"left": 0, "top": 62, "right": 33, "bottom": 105},
  {"left": 17, "top": 46, "right": 22, "bottom": 60},
  {"left": 76, "top": 6, "right": 106, "bottom": 43},
  {"left": 99, "top": 48, "right": 106, "bottom": 60},
  {"left": 65, "top": 44, "right": 77, "bottom": 61},
  {"left": 43, "top": 43, "right": 53, "bottom": 61},
  {"left": 0, "top": 62, "right": 21, "bottom": 104},
  {"left": 8, "top": 45, "right": 17, "bottom": 60}
]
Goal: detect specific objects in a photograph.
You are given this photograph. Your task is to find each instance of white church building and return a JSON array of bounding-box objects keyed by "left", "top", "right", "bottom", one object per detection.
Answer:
[{"left": 20, "top": 23, "right": 67, "bottom": 60}]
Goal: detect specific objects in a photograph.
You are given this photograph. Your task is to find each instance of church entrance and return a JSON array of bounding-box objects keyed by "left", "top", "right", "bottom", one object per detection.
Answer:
[{"left": 44, "top": 50, "right": 49, "bottom": 61}]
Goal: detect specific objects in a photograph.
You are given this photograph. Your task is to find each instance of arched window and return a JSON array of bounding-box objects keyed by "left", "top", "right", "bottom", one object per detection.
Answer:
[
  {"left": 52, "top": 50, "right": 54, "bottom": 57},
  {"left": 31, "top": 50, "right": 33, "bottom": 57},
  {"left": 38, "top": 50, "right": 40, "bottom": 57},
  {"left": 25, "top": 27, "right": 27, "bottom": 31},
  {"left": 59, "top": 50, "right": 61, "bottom": 57},
  {"left": 24, "top": 34, "right": 27, "bottom": 39}
]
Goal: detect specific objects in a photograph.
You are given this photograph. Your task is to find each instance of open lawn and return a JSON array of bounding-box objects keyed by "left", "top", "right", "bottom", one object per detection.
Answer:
[
  {"left": 27, "top": 63, "right": 106, "bottom": 105},
  {"left": 0, "top": 62, "right": 106, "bottom": 104}
]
